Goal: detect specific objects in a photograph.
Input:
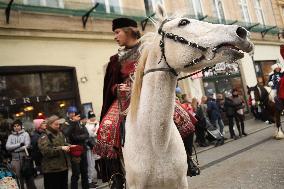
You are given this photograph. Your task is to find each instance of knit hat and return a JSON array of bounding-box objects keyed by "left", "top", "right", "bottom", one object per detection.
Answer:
[
  {"left": 67, "top": 106, "right": 78, "bottom": 114},
  {"left": 112, "top": 17, "right": 138, "bottom": 31},
  {"left": 175, "top": 87, "right": 182, "bottom": 94},
  {"left": 33, "top": 119, "right": 45, "bottom": 131},
  {"left": 271, "top": 64, "right": 281, "bottom": 71},
  {"left": 88, "top": 111, "right": 96, "bottom": 119},
  {"left": 46, "top": 115, "right": 65, "bottom": 126}
]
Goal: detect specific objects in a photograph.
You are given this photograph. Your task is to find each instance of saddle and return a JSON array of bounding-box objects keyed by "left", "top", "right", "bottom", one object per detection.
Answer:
[{"left": 174, "top": 102, "right": 196, "bottom": 138}]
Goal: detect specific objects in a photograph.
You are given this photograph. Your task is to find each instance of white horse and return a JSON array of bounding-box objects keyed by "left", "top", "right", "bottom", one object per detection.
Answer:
[{"left": 123, "top": 4, "right": 253, "bottom": 189}]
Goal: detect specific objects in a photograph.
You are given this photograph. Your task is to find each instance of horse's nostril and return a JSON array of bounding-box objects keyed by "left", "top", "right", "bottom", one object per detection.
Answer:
[{"left": 236, "top": 27, "right": 247, "bottom": 39}]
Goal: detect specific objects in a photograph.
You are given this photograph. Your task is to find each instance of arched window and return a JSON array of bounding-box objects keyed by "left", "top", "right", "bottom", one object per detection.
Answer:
[
  {"left": 212, "top": 0, "right": 225, "bottom": 23},
  {"left": 188, "top": 0, "right": 204, "bottom": 19},
  {"left": 238, "top": 0, "right": 251, "bottom": 23},
  {"left": 254, "top": 0, "right": 265, "bottom": 25}
]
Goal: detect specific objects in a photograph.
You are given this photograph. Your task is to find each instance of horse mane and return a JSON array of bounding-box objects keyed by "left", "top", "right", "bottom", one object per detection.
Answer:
[{"left": 130, "top": 32, "right": 156, "bottom": 122}]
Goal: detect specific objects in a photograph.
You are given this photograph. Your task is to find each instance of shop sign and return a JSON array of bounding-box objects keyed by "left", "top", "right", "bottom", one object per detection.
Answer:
[
  {"left": 0, "top": 95, "right": 51, "bottom": 107},
  {"left": 204, "top": 62, "right": 239, "bottom": 78}
]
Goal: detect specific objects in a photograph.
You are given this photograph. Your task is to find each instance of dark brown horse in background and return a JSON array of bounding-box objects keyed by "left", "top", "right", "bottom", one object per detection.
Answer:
[{"left": 247, "top": 84, "right": 283, "bottom": 139}]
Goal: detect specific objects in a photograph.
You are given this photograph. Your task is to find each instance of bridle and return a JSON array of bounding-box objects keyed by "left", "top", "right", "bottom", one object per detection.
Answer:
[{"left": 143, "top": 18, "right": 217, "bottom": 80}]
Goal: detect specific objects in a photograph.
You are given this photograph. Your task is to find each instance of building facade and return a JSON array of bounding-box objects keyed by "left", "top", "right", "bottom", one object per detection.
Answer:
[{"left": 0, "top": 0, "right": 283, "bottom": 123}]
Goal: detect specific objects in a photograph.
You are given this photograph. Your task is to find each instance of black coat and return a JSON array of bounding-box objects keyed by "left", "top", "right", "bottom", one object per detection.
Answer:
[{"left": 224, "top": 97, "right": 235, "bottom": 117}]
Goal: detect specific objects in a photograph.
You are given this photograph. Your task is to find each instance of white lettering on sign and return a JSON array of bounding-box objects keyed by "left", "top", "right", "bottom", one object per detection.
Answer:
[
  {"left": 3, "top": 96, "right": 53, "bottom": 106},
  {"left": 23, "top": 97, "right": 31, "bottom": 104},
  {"left": 36, "top": 96, "right": 40, "bottom": 102},
  {"left": 45, "top": 95, "right": 51, "bottom": 101},
  {"left": 10, "top": 99, "right": 16, "bottom": 105}
]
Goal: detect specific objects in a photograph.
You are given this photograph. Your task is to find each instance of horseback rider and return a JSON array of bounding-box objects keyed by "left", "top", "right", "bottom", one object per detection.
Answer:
[
  {"left": 94, "top": 17, "right": 141, "bottom": 189},
  {"left": 268, "top": 64, "right": 284, "bottom": 100}
]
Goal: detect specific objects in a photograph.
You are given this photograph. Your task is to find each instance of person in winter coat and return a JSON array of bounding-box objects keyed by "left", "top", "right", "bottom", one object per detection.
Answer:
[
  {"left": 268, "top": 64, "right": 284, "bottom": 100},
  {"left": 38, "top": 115, "right": 70, "bottom": 189},
  {"left": 67, "top": 113, "right": 90, "bottom": 189},
  {"left": 85, "top": 111, "right": 99, "bottom": 187},
  {"left": 6, "top": 119, "right": 37, "bottom": 189},
  {"left": 31, "top": 118, "right": 47, "bottom": 174},
  {"left": 232, "top": 89, "right": 247, "bottom": 137},
  {"left": 224, "top": 92, "right": 238, "bottom": 140},
  {"left": 193, "top": 97, "right": 208, "bottom": 147},
  {"left": 207, "top": 94, "right": 225, "bottom": 135}
]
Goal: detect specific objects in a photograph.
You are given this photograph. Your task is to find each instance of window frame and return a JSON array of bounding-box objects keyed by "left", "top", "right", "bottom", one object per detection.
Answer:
[
  {"left": 0, "top": 65, "right": 81, "bottom": 108},
  {"left": 254, "top": 0, "right": 265, "bottom": 25},
  {"left": 191, "top": 0, "right": 204, "bottom": 19},
  {"left": 144, "top": 0, "right": 165, "bottom": 16},
  {"left": 23, "top": 0, "right": 64, "bottom": 8},
  {"left": 238, "top": 0, "right": 251, "bottom": 23},
  {"left": 212, "top": 0, "right": 226, "bottom": 23},
  {"left": 92, "top": 0, "right": 123, "bottom": 14}
]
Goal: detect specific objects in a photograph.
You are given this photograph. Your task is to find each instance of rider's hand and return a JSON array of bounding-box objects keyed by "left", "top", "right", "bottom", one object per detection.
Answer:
[
  {"left": 61, "top": 146, "right": 70, "bottom": 152},
  {"left": 72, "top": 114, "right": 81, "bottom": 121},
  {"left": 118, "top": 83, "right": 130, "bottom": 92}
]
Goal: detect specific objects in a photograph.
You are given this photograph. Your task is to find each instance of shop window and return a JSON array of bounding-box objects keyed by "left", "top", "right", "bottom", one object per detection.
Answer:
[
  {"left": 203, "top": 62, "right": 244, "bottom": 97},
  {"left": 144, "top": 0, "right": 164, "bottom": 16},
  {"left": 212, "top": 0, "right": 225, "bottom": 23},
  {"left": 0, "top": 66, "right": 80, "bottom": 123},
  {"left": 42, "top": 72, "right": 72, "bottom": 94},
  {"left": 0, "top": 74, "right": 42, "bottom": 100}
]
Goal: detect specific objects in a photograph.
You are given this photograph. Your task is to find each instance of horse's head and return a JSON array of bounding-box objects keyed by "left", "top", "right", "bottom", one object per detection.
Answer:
[
  {"left": 247, "top": 85, "right": 260, "bottom": 106},
  {"left": 153, "top": 4, "right": 254, "bottom": 74}
]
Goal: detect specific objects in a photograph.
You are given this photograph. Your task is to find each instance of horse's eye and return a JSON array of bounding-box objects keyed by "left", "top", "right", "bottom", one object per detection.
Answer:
[{"left": 178, "top": 19, "right": 190, "bottom": 27}]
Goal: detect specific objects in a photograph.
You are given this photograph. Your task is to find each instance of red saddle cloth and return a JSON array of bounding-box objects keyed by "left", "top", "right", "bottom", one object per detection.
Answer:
[
  {"left": 174, "top": 101, "right": 196, "bottom": 138},
  {"left": 278, "top": 76, "right": 284, "bottom": 100}
]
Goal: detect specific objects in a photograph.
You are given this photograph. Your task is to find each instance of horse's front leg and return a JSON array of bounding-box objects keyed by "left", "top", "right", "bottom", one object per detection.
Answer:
[{"left": 274, "top": 110, "right": 284, "bottom": 139}]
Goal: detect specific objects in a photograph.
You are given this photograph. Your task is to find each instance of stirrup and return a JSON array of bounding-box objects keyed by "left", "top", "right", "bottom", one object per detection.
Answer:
[{"left": 109, "top": 173, "right": 126, "bottom": 189}]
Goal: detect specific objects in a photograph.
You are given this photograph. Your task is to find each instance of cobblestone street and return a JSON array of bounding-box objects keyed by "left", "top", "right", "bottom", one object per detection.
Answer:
[{"left": 189, "top": 125, "right": 284, "bottom": 189}]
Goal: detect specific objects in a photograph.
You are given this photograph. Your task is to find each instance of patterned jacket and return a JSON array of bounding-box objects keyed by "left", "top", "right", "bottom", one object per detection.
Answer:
[{"left": 38, "top": 128, "right": 69, "bottom": 173}]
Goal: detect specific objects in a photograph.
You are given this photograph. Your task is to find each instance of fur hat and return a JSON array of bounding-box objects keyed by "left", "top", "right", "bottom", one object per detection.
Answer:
[
  {"left": 112, "top": 17, "right": 138, "bottom": 31},
  {"left": 46, "top": 115, "right": 65, "bottom": 126},
  {"left": 271, "top": 64, "right": 281, "bottom": 71}
]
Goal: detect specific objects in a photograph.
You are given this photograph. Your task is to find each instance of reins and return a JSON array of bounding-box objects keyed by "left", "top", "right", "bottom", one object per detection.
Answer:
[{"left": 143, "top": 18, "right": 216, "bottom": 81}]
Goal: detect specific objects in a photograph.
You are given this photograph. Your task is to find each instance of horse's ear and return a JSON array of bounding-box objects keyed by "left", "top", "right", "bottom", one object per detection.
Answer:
[
  {"left": 246, "top": 85, "right": 249, "bottom": 90},
  {"left": 155, "top": 3, "right": 167, "bottom": 22}
]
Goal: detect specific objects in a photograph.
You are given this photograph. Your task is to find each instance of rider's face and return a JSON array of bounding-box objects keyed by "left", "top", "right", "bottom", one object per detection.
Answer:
[
  {"left": 114, "top": 28, "right": 129, "bottom": 47},
  {"left": 275, "top": 68, "right": 281, "bottom": 72}
]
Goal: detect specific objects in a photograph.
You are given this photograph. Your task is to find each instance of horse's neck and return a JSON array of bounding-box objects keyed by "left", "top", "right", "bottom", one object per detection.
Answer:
[
  {"left": 140, "top": 73, "right": 177, "bottom": 120},
  {"left": 139, "top": 59, "right": 177, "bottom": 150}
]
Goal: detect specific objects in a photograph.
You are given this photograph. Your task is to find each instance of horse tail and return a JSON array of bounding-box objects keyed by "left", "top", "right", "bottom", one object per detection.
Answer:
[{"left": 130, "top": 47, "right": 149, "bottom": 122}]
